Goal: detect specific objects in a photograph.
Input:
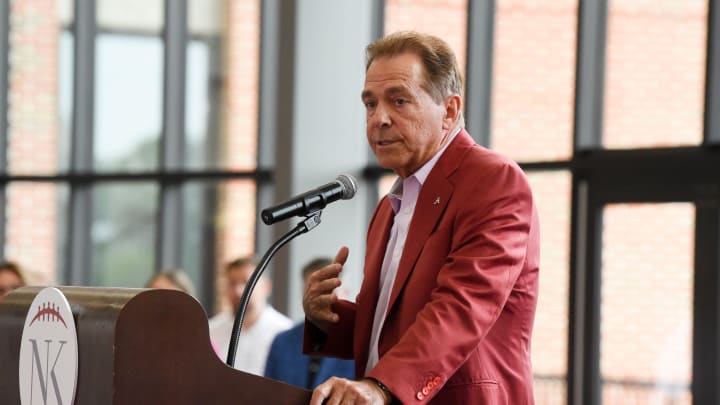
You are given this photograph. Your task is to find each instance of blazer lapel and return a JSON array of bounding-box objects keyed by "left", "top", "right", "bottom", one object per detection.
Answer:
[
  {"left": 354, "top": 198, "right": 394, "bottom": 369},
  {"left": 385, "top": 130, "right": 474, "bottom": 315},
  {"left": 385, "top": 178, "right": 452, "bottom": 314}
]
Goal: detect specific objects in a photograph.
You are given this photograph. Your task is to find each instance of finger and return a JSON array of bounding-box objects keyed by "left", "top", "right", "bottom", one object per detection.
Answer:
[
  {"left": 323, "top": 378, "right": 348, "bottom": 405},
  {"left": 333, "top": 246, "right": 349, "bottom": 266},
  {"left": 309, "top": 381, "right": 332, "bottom": 405},
  {"left": 310, "top": 264, "right": 343, "bottom": 284},
  {"left": 309, "top": 292, "right": 338, "bottom": 307},
  {"left": 312, "top": 276, "right": 342, "bottom": 294},
  {"left": 312, "top": 378, "right": 346, "bottom": 405},
  {"left": 305, "top": 277, "right": 341, "bottom": 305}
]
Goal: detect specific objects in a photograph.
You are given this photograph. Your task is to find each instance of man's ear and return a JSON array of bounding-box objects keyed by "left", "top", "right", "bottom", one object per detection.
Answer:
[{"left": 443, "top": 94, "right": 462, "bottom": 129}]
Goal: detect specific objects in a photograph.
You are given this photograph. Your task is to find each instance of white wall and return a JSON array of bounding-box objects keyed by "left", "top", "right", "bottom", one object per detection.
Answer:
[{"left": 259, "top": 0, "right": 378, "bottom": 320}]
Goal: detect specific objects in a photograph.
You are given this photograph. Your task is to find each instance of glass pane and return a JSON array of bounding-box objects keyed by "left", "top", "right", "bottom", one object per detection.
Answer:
[
  {"left": 601, "top": 203, "right": 694, "bottom": 404},
  {"left": 221, "top": 0, "right": 260, "bottom": 171},
  {"left": 491, "top": 1, "right": 577, "bottom": 162},
  {"left": 188, "top": 0, "right": 223, "bottom": 37},
  {"left": 186, "top": 0, "right": 223, "bottom": 170},
  {"left": 384, "top": 0, "right": 468, "bottom": 81},
  {"left": 527, "top": 171, "right": 571, "bottom": 405},
  {"left": 94, "top": 34, "right": 163, "bottom": 171},
  {"left": 603, "top": 1, "right": 707, "bottom": 149},
  {"left": 58, "top": 0, "right": 74, "bottom": 26},
  {"left": 6, "top": 0, "right": 65, "bottom": 175},
  {"left": 97, "top": 0, "right": 164, "bottom": 33},
  {"left": 181, "top": 181, "right": 215, "bottom": 308},
  {"left": 91, "top": 183, "right": 158, "bottom": 287},
  {"left": 4, "top": 182, "right": 67, "bottom": 286},
  {"left": 185, "top": 39, "right": 215, "bottom": 170},
  {"left": 59, "top": 31, "right": 74, "bottom": 174},
  {"left": 205, "top": 180, "right": 257, "bottom": 309}
]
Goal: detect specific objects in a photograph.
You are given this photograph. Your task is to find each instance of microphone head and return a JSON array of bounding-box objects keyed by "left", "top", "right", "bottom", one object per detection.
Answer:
[{"left": 336, "top": 174, "right": 358, "bottom": 200}]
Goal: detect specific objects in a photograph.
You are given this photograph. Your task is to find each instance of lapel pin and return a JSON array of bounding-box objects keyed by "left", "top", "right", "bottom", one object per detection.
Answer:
[{"left": 433, "top": 197, "right": 440, "bottom": 205}]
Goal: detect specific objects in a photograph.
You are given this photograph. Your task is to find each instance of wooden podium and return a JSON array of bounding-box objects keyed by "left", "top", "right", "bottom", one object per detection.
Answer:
[{"left": 0, "top": 286, "right": 312, "bottom": 404}]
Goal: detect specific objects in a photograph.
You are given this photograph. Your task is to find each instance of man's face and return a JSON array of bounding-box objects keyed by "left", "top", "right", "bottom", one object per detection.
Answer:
[
  {"left": 362, "top": 53, "right": 451, "bottom": 178},
  {"left": 225, "top": 264, "right": 269, "bottom": 314},
  {"left": 0, "top": 271, "right": 23, "bottom": 299}
]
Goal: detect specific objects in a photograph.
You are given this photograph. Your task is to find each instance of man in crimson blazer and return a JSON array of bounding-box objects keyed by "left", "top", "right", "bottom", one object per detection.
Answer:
[{"left": 303, "top": 31, "right": 540, "bottom": 405}]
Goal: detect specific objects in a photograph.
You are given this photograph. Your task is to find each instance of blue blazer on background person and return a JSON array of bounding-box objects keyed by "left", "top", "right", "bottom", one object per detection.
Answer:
[{"left": 264, "top": 323, "right": 354, "bottom": 389}]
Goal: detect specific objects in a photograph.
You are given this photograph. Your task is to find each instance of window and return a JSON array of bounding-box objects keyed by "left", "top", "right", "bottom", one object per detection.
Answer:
[{"left": 2, "top": 0, "right": 262, "bottom": 314}]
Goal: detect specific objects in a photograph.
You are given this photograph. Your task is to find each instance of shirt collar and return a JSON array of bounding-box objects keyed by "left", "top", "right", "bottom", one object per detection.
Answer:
[{"left": 387, "top": 126, "right": 462, "bottom": 212}]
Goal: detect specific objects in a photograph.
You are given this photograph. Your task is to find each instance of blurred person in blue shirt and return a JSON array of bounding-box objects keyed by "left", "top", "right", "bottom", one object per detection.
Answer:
[{"left": 264, "top": 257, "right": 354, "bottom": 389}]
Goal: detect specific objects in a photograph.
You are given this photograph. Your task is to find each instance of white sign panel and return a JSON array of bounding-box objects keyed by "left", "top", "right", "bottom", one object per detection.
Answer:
[{"left": 18, "top": 287, "right": 79, "bottom": 405}]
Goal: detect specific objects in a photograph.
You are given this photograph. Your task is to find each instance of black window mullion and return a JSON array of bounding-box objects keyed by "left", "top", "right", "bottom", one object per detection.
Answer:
[
  {"left": 365, "top": 0, "right": 386, "bottom": 218},
  {"left": 704, "top": 0, "right": 720, "bottom": 144},
  {"left": 157, "top": 0, "right": 187, "bottom": 272},
  {"left": 573, "top": 0, "right": 608, "bottom": 151},
  {"left": 370, "top": 0, "right": 385, "bottom": 41},
  {"left": 66, "top": 0, "right": 96, "bottom": 286},
  {"left": 569, "top": 1, "right": 609, "bottom": 401},
  {"left": 692, "top": 206, "right": 720, "bottom": 405},
  {"left": 0, "top": 0, "right": 9, "bottom": 258},
  {"left": 568, "top": 178, "right": 603, "bottom": 405},
  {"left": 464, "top": 0, "right": 495, "bottom": 147}
]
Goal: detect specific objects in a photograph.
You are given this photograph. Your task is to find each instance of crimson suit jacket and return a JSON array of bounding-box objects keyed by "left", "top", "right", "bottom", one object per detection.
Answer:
[{"left": 304, "top": 130, "right": 540, "bottom": 404}]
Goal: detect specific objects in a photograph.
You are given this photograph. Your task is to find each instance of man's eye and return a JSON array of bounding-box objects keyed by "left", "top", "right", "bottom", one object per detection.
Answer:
[
  {"left": 364, "top": 102, "right": 377, "bottom": 109},
  {"left": 395, "top": 98, "right": 407, "bottom": 106}
]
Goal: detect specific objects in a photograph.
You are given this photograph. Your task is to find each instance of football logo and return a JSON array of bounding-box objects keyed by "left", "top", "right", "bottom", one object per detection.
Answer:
[{"left": 28, "top": 303, "right": 68, "bottom": 328}]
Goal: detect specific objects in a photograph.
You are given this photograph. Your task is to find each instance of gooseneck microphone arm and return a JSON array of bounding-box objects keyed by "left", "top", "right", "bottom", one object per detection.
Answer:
[{"left": 225, "top": 212, "right": 323, "bottom": 368}]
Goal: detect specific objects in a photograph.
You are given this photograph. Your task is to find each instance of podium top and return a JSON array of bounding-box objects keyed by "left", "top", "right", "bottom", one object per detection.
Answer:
[{"left": 0, "top": 286, "right": 311, "bottom": 405}]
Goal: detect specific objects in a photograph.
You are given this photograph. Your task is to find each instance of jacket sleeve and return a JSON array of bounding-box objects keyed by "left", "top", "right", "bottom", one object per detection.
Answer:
[{"left": 303, "top": 299, "right": 357, "bottom": 360}]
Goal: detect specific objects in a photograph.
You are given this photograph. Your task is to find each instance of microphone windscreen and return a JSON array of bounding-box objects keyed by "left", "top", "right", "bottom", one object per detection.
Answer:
[{"left": 336, "top": 174, "right": 358, "bottom": 200}]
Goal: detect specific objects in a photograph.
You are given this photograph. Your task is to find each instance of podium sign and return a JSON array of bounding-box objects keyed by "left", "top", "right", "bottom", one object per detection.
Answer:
[{"left": 19, "top": 287, "right": 79, "bottom": 405}]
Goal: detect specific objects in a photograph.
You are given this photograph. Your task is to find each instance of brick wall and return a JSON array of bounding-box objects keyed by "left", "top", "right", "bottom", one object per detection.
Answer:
[
  {"left": 214, "top": 0, "right": 260, "bottom": 313},
  {"left": 526, "top": 172, "right": 571, "bottom": 376},
  {"left": 4, "top": 0, "right": 60, "bottom": 285},
  {"left": 492, "top": 0, "right": 577, "bottom": 162},
  {"left": 601, "top": 204, "right": 694, "bottom": 383},
  {"left": 604, "top": 0, "right": 707, "bottom": 148}
]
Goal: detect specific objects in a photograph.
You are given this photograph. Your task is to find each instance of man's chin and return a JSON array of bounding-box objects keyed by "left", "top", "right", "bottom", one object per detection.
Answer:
[{"left": 375, "top": 158, "right": 401, "bottom": 173}]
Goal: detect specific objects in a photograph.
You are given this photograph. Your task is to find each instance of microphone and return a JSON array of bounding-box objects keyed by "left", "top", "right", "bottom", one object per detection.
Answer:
[{"left": 261, "top": 174, "right": 358, "bottom": 225}]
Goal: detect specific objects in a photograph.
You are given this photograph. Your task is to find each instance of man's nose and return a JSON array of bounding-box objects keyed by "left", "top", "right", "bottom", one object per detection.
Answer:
[{"left": 370, "top": 104, "right": 391, "bottom": 128}]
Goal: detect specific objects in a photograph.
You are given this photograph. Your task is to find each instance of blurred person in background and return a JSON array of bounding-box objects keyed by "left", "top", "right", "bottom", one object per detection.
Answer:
[
  {"left": 0, "top": 260, "right": 27, "bottom": 300},
  {"left": 209, "top": 257, "right": 292, "bottom": 374},
  {"left": 146, "top": 269, "right": 197, "bottom": 297},
  {"left": 264, "top": 257, "right": 354, "bottom": 389}
]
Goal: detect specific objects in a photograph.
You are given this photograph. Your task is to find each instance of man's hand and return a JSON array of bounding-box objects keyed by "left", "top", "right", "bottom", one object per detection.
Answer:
[
  {"left": 303, "top": 247, "right": 349, "bottom": 332},
  {"left": 310, "top": 377, "right": 390, "bottom": 405}
]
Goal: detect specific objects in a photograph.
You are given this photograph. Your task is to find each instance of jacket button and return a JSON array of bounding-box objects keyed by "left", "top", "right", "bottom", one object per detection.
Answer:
[
  {"left": 422, "top": 387, "right": 429, "bottom": 395},
  {"left": 433, "top": 376, "right": 442, "bottom": 385},
  {"left": 416, "top": 392, "right": 424, "bottom": 400}
]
